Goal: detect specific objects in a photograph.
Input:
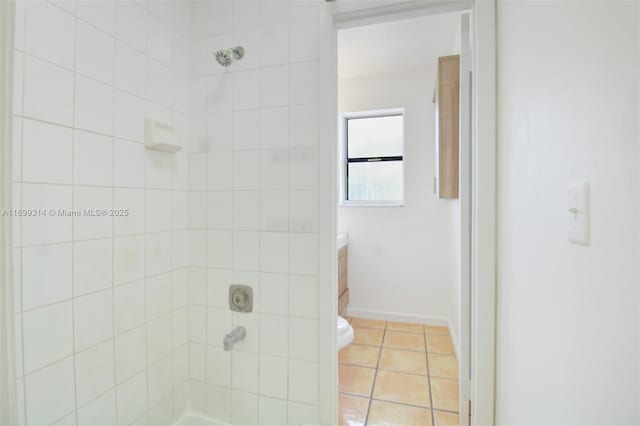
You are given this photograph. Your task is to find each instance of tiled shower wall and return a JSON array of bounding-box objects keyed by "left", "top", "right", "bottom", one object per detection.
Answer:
[
  {"left": 11, "top": 1, "right": 191, "bottom": 424},
  {"left": 185, "top": 1, "right": 323, "bottom": 425}
]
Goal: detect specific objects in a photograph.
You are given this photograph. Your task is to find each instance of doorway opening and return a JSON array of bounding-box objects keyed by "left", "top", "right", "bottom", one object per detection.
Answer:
[{"left": 333, "top": 10, "right": 470, "bottom": 426}]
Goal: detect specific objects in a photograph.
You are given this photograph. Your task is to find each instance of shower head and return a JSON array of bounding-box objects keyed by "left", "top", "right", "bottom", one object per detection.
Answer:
[{"left": 214, "top": 46, "right": 245, "bottom": 67}]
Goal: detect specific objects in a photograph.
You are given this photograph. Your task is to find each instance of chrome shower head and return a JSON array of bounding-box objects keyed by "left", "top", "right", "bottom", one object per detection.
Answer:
[{"left": 214, "top": 46, "right": 245, "bottom": 67}]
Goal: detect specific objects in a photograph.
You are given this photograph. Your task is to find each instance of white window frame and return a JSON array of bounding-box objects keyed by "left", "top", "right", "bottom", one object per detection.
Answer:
[{"left": 339, "top": 107, "right": 406, "bottom": 207}]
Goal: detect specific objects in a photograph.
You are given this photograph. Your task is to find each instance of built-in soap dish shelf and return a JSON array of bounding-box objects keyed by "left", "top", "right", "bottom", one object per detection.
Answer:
[{"left": 144, "top": 117, "right": 181, "bottom": 153}]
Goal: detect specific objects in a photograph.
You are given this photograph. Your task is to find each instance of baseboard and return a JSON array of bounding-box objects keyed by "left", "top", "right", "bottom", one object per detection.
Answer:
[
  {"left": 345, "top": 308, "right": 449, "bottom": 327},
  {"left": 447, "top": 318, "right": 460, "bottom": 360}
]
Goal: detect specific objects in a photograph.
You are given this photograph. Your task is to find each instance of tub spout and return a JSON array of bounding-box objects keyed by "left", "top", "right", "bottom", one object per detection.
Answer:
[{"left": 223, "top": 326, "right": 246, "bottom": 351}]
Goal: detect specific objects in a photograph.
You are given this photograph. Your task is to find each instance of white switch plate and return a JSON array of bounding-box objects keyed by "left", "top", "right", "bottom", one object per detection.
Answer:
[{"left": 568, "top": 182, "right": 590, "bottom": 245}]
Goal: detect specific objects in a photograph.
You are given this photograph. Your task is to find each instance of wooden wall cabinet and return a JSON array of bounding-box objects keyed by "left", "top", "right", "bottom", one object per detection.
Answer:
[{"left": 434, "top": 54, "right": 460, "bottom": 199}]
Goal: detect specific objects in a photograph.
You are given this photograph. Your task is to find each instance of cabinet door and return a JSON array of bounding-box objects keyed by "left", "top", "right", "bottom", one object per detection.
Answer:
[{"left": 437, "top": 55, "right": 460, "bottom": 199}]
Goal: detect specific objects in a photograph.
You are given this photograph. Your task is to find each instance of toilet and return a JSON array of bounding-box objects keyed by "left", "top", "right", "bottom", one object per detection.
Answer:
[{"left": 337, "top": 316, "right": 354, "bottom": 350}]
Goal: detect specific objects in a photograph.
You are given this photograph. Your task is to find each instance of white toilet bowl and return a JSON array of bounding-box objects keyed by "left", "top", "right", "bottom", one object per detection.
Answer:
[{"left": 337, "top": 316, "right": 354, "bottom": 350}]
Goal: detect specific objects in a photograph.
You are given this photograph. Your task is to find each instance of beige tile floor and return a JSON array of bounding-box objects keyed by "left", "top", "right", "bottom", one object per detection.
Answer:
[{"left": 339, "top": 318, "right": 460, "bottom": 426}]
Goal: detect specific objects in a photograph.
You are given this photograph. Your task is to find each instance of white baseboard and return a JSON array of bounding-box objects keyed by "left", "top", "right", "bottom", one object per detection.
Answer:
[
  {"left": 447, "top": 318, "right": 460, "bottom": 360},
  {"left": 345, "top": 308, "right": 449, "bottom": 327}
]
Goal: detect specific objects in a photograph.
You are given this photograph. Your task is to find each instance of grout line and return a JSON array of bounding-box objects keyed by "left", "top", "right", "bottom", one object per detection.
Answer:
[
  {"left": 362, "top": 320, "right": 386, "bottom": 425},
  {"left": 424, "top": 325, "right": 436, "bottom": 426}
]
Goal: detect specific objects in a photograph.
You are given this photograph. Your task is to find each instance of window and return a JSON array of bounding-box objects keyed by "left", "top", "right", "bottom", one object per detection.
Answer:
[{"left": 342, "top": 109, "right": 404, "bottom": 205}]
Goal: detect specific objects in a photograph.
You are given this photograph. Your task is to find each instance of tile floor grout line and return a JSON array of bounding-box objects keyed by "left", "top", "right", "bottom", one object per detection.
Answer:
[
  {"left": 363, "top": 320, "right": 386, "bottom": 425},
  {"left": 424, "top": 325, "right": 436, "bottom": 426}
]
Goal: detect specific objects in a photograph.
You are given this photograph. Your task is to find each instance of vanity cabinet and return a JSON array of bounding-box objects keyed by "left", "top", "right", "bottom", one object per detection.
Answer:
[
  {"left": 434, "top": 54, "right": 460, "bottom": 199},
  {"left": 338, "top": 245, "right": 348, "bottom": 316}
]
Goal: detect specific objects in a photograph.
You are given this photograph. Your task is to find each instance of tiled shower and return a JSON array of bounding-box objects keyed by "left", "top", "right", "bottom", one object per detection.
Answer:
[{"left": 10, "top": 0, "right": 323, "bottom": 425}]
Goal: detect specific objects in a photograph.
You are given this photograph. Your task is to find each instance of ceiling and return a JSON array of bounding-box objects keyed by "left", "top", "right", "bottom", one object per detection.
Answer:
[{"left": 338, "top": 12, "right": 461, "bottom": 80}]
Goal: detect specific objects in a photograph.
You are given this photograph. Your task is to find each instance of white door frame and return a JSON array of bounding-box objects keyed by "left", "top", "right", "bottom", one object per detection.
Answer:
[{"left": 317, "top": 1, "right": 497, "bottom": 425}]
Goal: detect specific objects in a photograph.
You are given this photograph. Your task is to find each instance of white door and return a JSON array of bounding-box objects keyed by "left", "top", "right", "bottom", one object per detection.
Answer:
[{"left": 458, "top": 11, "right": 472, "bottom": 426}]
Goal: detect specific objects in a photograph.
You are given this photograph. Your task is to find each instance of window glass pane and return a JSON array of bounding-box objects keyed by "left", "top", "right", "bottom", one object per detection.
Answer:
[
  {"left": 347, "top": 115, "right": 403, "bottom": 158},
  {"left": 348, "top": 161, "right": 403, "bottom": 202}
]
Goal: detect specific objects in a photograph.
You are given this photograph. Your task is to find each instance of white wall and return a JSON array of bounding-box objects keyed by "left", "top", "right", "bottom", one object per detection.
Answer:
[
  {"left": 496, "top": 1, "right": 640, "bottom": 424},
  {"left": 338, "top": 71, "right": 458, "bottom": 326},
  {"left": 11, "top": 1, "right": 191, "bottom": 425}
]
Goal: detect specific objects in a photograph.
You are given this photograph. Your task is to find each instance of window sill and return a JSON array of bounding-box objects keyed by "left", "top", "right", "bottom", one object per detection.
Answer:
[{"left": 339, "top": 201, "right": 405, "bottom": 207}]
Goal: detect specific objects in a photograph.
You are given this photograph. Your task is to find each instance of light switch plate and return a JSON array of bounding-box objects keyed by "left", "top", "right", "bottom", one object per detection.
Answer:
[{"left": 568, "top": 181, "right": 590, "bottom": 245}]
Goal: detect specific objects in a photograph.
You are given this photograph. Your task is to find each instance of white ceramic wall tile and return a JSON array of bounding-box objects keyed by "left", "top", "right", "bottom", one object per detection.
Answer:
[
  {"left": 24, "top": 357, "right": 76, "bottom": 425},
  {"left": 189, "top": 154, "right": 207, "bottom": 191},
  {"left": 233, "top": 109, "right": 261, "bottom": 151},
  {"left": 289, "top": 104, "right": 317, "bottom": 147},
  {"left": 233, "top": 191, "right": 259, "bottom": 230},
  {"left": 207, "top": 112, "right": 234, "bottom": 152},
  {"left": 12, "top": 117, "right": 22, "bottom": 182},
  {"left": 232, "top": 70, "right": 260, "bottom": 111},
  {"left": 145, "top": 148, "right": 173, "bottom": 189},
  {"left": 207, "top": 191, "right": 233, "bottom": 230},
  {"left": 206, "top": 347, "right": 231, "bottom": 386},
  {"left": 260, "top": 149, "right": 289, "bottom": 190},
  {"left": 188, "top": 191, "right": 207, "bottom": 228},
  {"left": 76, "top": 20, "right": 114, "bottom": 85},
  {"left": 114, "top": 189, "right": 145, "bottom": 235},
  {"left": 289, "top": 275, "right": 318, "bottom": 319},
  {"left": 189, "top": 305, "right": 206, "bottom": 343},
  {"left": 115, "top": 42, "right": 146, "bottom": 97},
  {"left": 289, "top": 318, "right": 318, "bottom": 362},
  {"left": 74, "top": 130, "right": 113, "bottom": 186},
  {"left": 147, "top": 60, "right": 174, "bottom": 107},
  {"left": 77, "top": 389, "right": 116, "bottom": 426},
  {"left": 260, "top": 190, "right": 288, "bottom": 232},
  {"left": 233, "top": 150, "right": 261, "bottom": 191},
  {"left": 188, "top": 268, "right": 207, "bottom": 305},
  {"left": 22, "top": 119, "right": 72, "bottom": 184},
  {"left": 172, "top": 306, "right": 189, "bottom": 348},
  {"left": 288, "top": 360, "right": 318, "bottom": 404},
  {"left": 288, "top": 61, "right": 317, "bottom": 105},
  {"left": 73, "top": 186, "right": 112, "bottom": 240},
  {"left": 260, "top": 232, "right": 289, "bottom": 273},
  {"left": 145, "top": 232, "right": 171, "bottom": 276},
  {"left": 76, "top": 0, "right": 114, "bottom": 35},
  {"left": 172, "top": 230, "right": 189, "bottom": 268},
  {"left": 173, "top": 344, "right": 189, "bottom": 385},
  {"left": 232, "top": 231, "right": 259, "bottom": 271},
  {"left": 289, "top": 19, "right": 319, "bottom": 63},
  {"left": 147, "top": 314, "right": 172, "bottom": 363},
  {"left": 148, "top": 356, "right": 172, "bottom": 406},
  {"left": 259, "top": 355, "right": 288, "bottom": 399},
  {"left": 259, "top": 396, "right": 288, "bottom": 426},
  {"left": 231, "top": 30, "right": 261, "bottom": 71},
  {"left": 232, "top": 2, "right": 262, "bottom": 32},
  {"left": 287, "top": 402, "right": 319, "bottom": 426},
  {"left": 73, "top": 238, "right": 113, "bottom": 296},
  {"left": 189, "top": 230, "right": 207, "bottom": 268},
  {"left": 75, "top": 339, "right": 114, "bottom": 405},
  {"left": 114, "top": 325, "right": 146, "bottom": 383},
  {"left": 288, "top": 147, "right": 317, "bottom": 189},
  {"left": 114, "top": 280, "right": 146, "bottom": 333},
  {"left": 206, "top": 384, "right": 231, "bottom": 423},
  {"left": 260, "top": 24, "right": 289, "bottom": 67},
  {"left": 259, "top": 314, "right": 288, "bottom": 358},
  {"left": 259, "top": 273, "right": 288, "bottom": 316},
  {"left": 172, "top": 269, "right": 189, "bottom": 308},
  {"left": 261, "top": 107, "right": 288, "bottom": 149},
  {"left": 189, "top": 343, "right": 205, "bottom": 381},
  {"left": 114, "top": 2, "right": 147, "bottom": 52},
  {"left": 147, "top": 20, "right": 174, "bottom": 66},
  {"left": 231, "top": 391, "right": 258, "bottom": 426},
  {"left": 207, "top": 269, "right": 232, "bottom": 308},
  {"left": 206, "top": 306, "right": 232, "bottom": 347},
  {"left": 232, "top": 310, "right": 259, "bottom": 353},
  {"left": 191, "top": 1, "right": 232, "bottom": 39},
  {"left": 147, "top": 274, "right": 172, "bottom": 319},
  {"left": 114, "top": 139, "right": 145, "bottom": 187},
  {"left": 114, "top": 91, "right": 146, "bottom": 143},
  {"left": 207, "top": 152, "right": 234, "bottom": 190},
  {"left": 207, "top": 230, "right": 233, "bottom": 269},
  {"left": 74, "top": 288, "right": 113, "bottom": 351},
  {"left": 260, "top": 65, "right": 289, "bottom": 108},
  {"left": 23, "top": 55, "right": 74, "bottom": 126},
  {"left": 21, "top": 183, "right": 72, "bottom": 245},
  {"left": 116, "top": 371, "right": 148, "bottom": 426},
  {"left": 288, "top": 234, "right": 318, "bottom": 276},
  {"left": 289, "top": 190, "right": 318, "bottom": 232},
  {"left": 231, "top": 351, "right": 259, "bottom": 392},
  {"left": 207, "top": 74, "right": 234, "bottom": 113},
  {"left": 146, "top": 190, "right": 171, "bottom": 232},
  {"left": 25, "top": 1, "right": 75, "bottom": 69},
  {"left": 75, "top": 74, "right": 114, "bottom": 136},
  {"left": 22, "top": 301, "right": 72, "bottom": 373},
  {"left": 114, "top": 235, "right": 145, "bottom": 284},
  {"left": 22, "top": 243, "right": 72, "bottom": 310},
  {"left": 14, "top": 1, "right": 25, "bottom": 51}
]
